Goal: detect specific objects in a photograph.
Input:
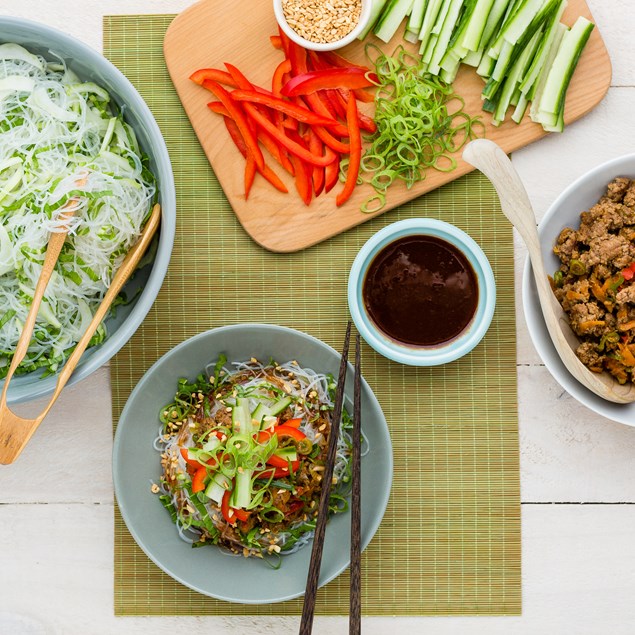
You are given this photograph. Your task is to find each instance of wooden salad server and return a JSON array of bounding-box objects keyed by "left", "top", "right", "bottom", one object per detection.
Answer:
[
  {"left": 463, "top": 139, "right": 635, "bottom": 404},
  {"left": 0, "top": 203, "right": 161, "bottom": 464}
]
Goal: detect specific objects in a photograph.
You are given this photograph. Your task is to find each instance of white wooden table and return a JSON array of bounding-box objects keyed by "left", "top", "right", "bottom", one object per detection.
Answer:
[{"left": 1, "top": 1, "right": 635, "bottom": 633}]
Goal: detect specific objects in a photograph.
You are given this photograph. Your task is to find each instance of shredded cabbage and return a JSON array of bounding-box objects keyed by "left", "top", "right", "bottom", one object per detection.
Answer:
[{"left": 0, "top": 43, "right": 156, "bottom": 377}]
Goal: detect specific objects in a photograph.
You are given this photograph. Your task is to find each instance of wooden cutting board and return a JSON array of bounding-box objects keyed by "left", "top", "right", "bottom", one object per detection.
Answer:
[{"left": 164, "top": 0, "right": 611, "bottom": 253}]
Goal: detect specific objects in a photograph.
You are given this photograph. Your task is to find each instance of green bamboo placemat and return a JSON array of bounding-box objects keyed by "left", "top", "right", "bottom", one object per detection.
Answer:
[{"left": 105, "top": 14, "right": 521, "bottom": 616}]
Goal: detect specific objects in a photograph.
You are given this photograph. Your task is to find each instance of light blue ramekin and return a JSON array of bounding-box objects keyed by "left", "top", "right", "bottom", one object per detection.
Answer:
[{"left": 348, "top": 219, "right": 496, "bottom": 366}]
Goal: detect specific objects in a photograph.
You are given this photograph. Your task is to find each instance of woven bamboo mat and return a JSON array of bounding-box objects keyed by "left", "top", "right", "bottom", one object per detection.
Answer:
[{"left": 105, "top": 14, "right": 521, "bottom": 616}]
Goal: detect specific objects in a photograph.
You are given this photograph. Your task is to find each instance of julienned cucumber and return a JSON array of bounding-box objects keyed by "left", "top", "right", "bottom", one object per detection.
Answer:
[
  {"left": 362, "top": 0, "right": 595, "bottom": 133},
  {"left": 537, "top": 16, "right": 594, "bottom": 117}
]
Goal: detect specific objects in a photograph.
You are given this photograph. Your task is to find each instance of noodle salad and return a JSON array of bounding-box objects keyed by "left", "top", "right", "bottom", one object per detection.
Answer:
[
  {"left": 0, "top": 43, "right": 156, "bottom": 377},
  {"left": 153, "top": 356, "right": 357, "bottom": 562}
]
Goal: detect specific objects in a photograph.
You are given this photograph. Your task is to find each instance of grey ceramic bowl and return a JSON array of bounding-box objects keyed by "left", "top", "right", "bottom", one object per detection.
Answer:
[
  {"left": 0, "top": 17, "right": 175, "bottom": 404},
  {"left": 113, "top": 324, "right": 393, "bottom": 604}
]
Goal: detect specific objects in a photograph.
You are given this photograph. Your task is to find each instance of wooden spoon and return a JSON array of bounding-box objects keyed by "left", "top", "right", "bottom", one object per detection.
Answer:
[
  {"left": 463, "top": 139, "right": 635, "bottom": 404},
  {"left": 0, "top": 203, "right": 161, "bottom": 464}
]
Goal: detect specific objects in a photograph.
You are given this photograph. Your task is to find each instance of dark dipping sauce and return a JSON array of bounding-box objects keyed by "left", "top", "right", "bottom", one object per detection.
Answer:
[{"left": 362, "top": 235, "right": 478, "bottom": 347}]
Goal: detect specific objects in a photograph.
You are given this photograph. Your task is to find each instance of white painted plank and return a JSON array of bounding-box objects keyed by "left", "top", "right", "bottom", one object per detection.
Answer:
[
  {"left": 1, "top": 503, "right": 635, "bottom": 634},
  {"left": 519, "top": 366, "right": 635, "bottom": 502},
  {"left": 0, "top": 367, "right": 113, "bottom": 504}
]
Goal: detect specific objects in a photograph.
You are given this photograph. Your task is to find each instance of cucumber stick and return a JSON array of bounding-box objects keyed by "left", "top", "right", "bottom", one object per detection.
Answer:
[
  {"left": 427, "top": 0, "right": 464, "bottom": 74},
  {"left": 406, "top": 0, "right": 428, "bottom": 41},
  {"left": 374, "top": 0, "right": 414, "bottom": 42},
  {"left": 418, "top": 0, "right": 443, "bottom": 54},
  {"left": 461, "top": 0, "right": 497, "bottom": 51},
  {"left": 538, "top": 16, "right": 594, "bottom": 117},
  {"left": 359, "top": 0, "right": 391, "bottom": 39},
  {"left": 519, "top": 0, "right": 568, "bottom": 96}
]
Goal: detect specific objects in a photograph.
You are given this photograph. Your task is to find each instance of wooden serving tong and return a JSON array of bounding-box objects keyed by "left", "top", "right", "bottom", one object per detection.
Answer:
[{"left": 0, "top": 203, "right": 161, "bottom": 464}]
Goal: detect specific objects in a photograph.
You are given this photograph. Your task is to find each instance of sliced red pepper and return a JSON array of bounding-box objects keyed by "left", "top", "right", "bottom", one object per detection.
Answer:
[
  {"left": 282, "top": 417, "right": 302, "bottom": 429},
  {"left": 352, "top": 88, "right": 375, "bottom": 103},
  {"left": 256, "top": 429, "right": 272, "bottom": 443},
  {"left": 287, "top": 40, "right": 308, "bottom": 75},
  {"left": 275, "top": 425, "right": 307, "bottom": 442},
  {"left": 266, "top": 453, "right": 296, "bottom": 468},
  {"left": 317, "top": 50, "right": 370, "bottom": 71},
  {"left": 180, "top": 447, "right": 200, "bottom": 467},
  {"left": 230, "top": 90, "right": 337, "bottom": 126},
  {"left": 244, "top": 156, "right": 256, "bottom": 199},
  {"left": 192, "top": 466, "right": 207, "bottom": 493},
  {"left": 336, "top": 95, "right": 361, "bottom": 207},
  {"left": 272, "top": 59, "right": 292, "bottom": 96},
  {"left": 190, "top": 68, "right": 237, "bottom": 87},
  {"left": 336, "top": 89, "right": 377, "bottom": 132},
  {"left": 308, "top": 129, "right": 324, "bottom": 196},
  {"left": 221, "top": 488, "right": 237, "bottom": 525},
  {"left": 223, "top": 117, "right": 288, "bottom": 193},
  {"left": 270, "top": 34, "right": 283, "bottom": 49},
  {"left": 622, "top": 263, "right": 635, "bottom": 280},
  {"left": 303, "top": 93, "right": 349, "bottom": 137},
  {"left": 243, "top": 103, "right": 336, "bottom": 167},
  {"left": 233, "top": 507, "right": 250, "bottom": 522},
  {"left": 256, "top": 461, "right": 300, "bottom": 479},
  {"left": 324, "top": 147, "right": 339, "bottom": 193},
  {"left": 313, "top": 125, "right": 350, "bottom": 154},
  {"left": 288, "top": 150, "right": 312, "bottom": 206},
  {"left": 202, "top": 80, "right": 265, "bottom": 171},
  {"left": 324, "top": 89, "right": 347, "bottom": 120},
  {"left": 282, "top": 68, "right": 377, "bottom": 97},
  {"left": 278, "top": 25, "right": 291, "bottom": 57}
]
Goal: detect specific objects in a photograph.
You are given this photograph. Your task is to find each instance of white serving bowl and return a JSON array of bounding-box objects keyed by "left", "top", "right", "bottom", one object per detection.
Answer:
[
  {"left": 0, "top": 17, "right": 175, "bottom": 404},
  {"left": 522, "top": 153, "right": 635, "bottom": 425},
  {"left": 273, "top": 0, "right": 372, "bottom": 52}
]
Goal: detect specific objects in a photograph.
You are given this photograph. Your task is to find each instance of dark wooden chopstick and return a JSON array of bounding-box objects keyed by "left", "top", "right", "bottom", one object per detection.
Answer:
[
  {"left": 299, "top": 320, "right": 352, "bottom": 635},
  {"left": 349, "top": 332, "right": 362, "bottom": 635}
]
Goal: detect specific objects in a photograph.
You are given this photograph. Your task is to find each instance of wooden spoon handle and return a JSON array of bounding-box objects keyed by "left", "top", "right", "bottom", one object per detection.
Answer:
[
  {"left": 35, "top": 204, "right": 162, "bottom": 423},
  {"left": 0, "top": 212, "right": 74, "bottom": 406},
  {"left": 463, "top": 139, "right": 635, "bottom": 404}
]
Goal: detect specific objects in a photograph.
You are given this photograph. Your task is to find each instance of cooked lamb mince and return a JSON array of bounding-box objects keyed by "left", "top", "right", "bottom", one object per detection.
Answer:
[{"left": 553, "top": 176, "right": 635, "bottom": 384}]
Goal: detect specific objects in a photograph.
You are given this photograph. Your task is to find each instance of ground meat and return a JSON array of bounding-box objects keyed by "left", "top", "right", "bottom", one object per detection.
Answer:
[
  {"left": 616, "top": 285, "right": 635, "bottom": 305},
  {"left": 606, "top": 177, "right": 630, "bottom": 201},
  {"left": 553, "top": 177, "right": 635, "bottom": 383},
  {"left": 576, "top": 342, "right": 604, "bottom": 372}
]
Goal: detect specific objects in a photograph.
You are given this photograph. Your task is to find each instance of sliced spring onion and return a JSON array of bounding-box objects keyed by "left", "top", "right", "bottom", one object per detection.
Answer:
[{"left": 360, "top": 44, "right": 482, "bottom": 208}]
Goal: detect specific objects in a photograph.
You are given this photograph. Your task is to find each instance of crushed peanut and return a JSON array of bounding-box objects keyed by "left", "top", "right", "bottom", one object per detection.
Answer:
[
  {"left": 150, "top": 483, "right": 160, "bottom": 494},
  {"left": 281, "top": 0, "right": 361, "bottom": 44}
]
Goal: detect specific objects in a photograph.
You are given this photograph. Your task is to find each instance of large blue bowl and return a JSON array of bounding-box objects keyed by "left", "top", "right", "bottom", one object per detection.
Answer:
[
  {"left": 0, "top": 17, "right": 175, "bottom": 403},
  {"left": 348, "top": 218, "right": 496, "bottom": 366}
]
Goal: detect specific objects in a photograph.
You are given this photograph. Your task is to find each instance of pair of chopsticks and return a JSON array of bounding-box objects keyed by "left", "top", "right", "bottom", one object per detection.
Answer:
[{"left": 299, "top": 320, "right": 362, "bottom": 635}]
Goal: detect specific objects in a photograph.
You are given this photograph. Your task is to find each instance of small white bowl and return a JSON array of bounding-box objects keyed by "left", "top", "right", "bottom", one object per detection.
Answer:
[{"left": 273, "top": 0, "right": 372, "bottom": 52}]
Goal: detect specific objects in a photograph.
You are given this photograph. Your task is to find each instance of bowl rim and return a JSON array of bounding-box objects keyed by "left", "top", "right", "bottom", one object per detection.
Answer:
[
  {"left": 272, "top": 0, "right": 372, "bottom": 52},
  {"left": 0, "top": 16, "right": 176, "bottom": 403},
  {"left": 348, "top": 218, "right": 496, "bottom": 366},
  {"left": 522, "top": 152, "right": 635, "bottom": 426},
  {"left": 113, "top": 323, "right": 394, "bottom": 603}
]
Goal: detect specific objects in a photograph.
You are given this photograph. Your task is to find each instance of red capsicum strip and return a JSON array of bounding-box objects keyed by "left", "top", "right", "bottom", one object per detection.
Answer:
[
  {"left": 244, "top": 156, "right": 256, "bottom": 199},
  {"left": 336, "top": 88, "right": 377, "bottom": 132},
  {"left": 202, "top": 80, "right": 265, "bottom": 171},
  {"left": 257, "top": 462, "right": 300, "bottom": 479},
  {"left": 230, "top": 90, "right": 337, "bottom": 126},
  {"left": 190, "top": 68, "right": 237, "bottom": 87},
  {"left": 272, "top": 59, "right": 292, "bottom": 96},
  {"left": 324, "top": 147, "right": 339, "bottom": 193},
  {"left": 281, "top": 68, "right": 377, "bottom": 97},
  {"left": 286, "top": 132, "right": 312, "bottom": 206},
  {"left": 192, "top": 466, "right": 207, "bottom": 493},
  {"left": 243, "top": 103, "right": 336, "bottom": 167},
  {"left": 275, "top": 425, "right": 307, "bottom": 442},
  {"left": 308, "top": 129, "right": 324, "bottom": 196},
  {"left": 336, "top": 95, "right": 361, "bottom": 207},
  {"left": 223, "top": 117, "right": 288, "bottom": 193},
  {"left": 622, "top": 263, "right": 635, "bottom": 280}
]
